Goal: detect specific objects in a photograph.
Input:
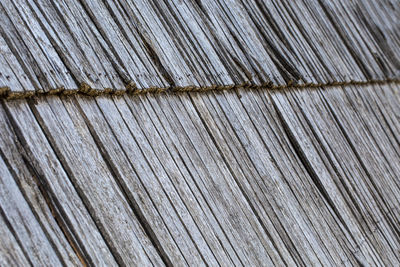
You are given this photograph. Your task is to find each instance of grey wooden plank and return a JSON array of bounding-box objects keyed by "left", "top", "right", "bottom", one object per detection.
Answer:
[
  {"left": 190, "top": 89, "right": 367, "bottom": 265},
  {"left": 146, "top": 92, "right": 288, "bottom": 266},
  {"left": 321, "top": 87, "right": 400, "bottom": 208},
  {"left": 343, "top": 84, "right": 400, "bottom": 183},
  {"left": 81, "top": 93, "right": 276, "bottom": 265},
  {"left": 270, "top": 86, "right": 400, "bottom": 265},
  {"left": 83, "top": 95, "right": 218, "bottom": 266},
  {"left": 206, "top": 92, "right": 329, "bottom": 265},
  {"left": 0, "top": 104, "right": 82, "bottom": 266},
  {"left": 341, "top": 1, "right": 400, "bottom": 79},
  {"left": 1, "top": 83, "right": 399, "bottom": 265},
  {"left": 247, "top": 88, "right": 364, "bottom": 264},
  {"left": 0, "top": 53, "right": 23, "bottom": 93},
  {"left": 298, "top": 87, "right": 400, "bottom": 261},
  {"left": 47, "top": 0, "right": 134, "bottom": 89},
  {"left": 123, "top": 94, "right": 242, "bottom": 265},
  {"left": 0, "top": 213, "right": 31, "bottom": 266},
  {"left": 272, "top": 1, "right": 362, "bottom": 83},
  {"left": 191, "top": 91, "right": 307, "bottom": 265},
  {"left": 187, "top": 0, "right": 285, "bottom": 85},
  {"left": 0, "top": 28, "right": 38, "bottom": 93},
  {"left": 373, "top": 83, "right": 400, "bottom": 141},
  {"left": 3, "top": 99, "right": 118, "bottom": 266},
  {"left": 312, "top": 1, "right": 384, "bottom": 80},
  {"left": 75, "top": 96, "right": 191, "bottom": 266},
  {"left": 108, "top": 0, "right": 234, "bottom": 88},
  {"left": 104, "top": 96, "right": 221, "bottom": 266},
  {"left": 79, "top": 92, "right": 288, "bottom": 265},
  {"left": 0, "top": 0, "right": 399, "bottom": 94},
  {"left": 0, "top": 147, "right": 62, "bottom": 266},
  {"left": 270, "top": 92, "right": 381, "bottom": 265},
  {"left": 29, "top": 96, "right": 165, "bottom": 266},
  {"left": 316, "top": 86, "right": 400, "bottom": 264},
  {"left": 78, "top": 0, "right": 168, "bottom": 89},
  {"left": 0, "top": 0, "right": 76, "bottom": 91},
  {"left": 119, "top": 94, "right": 240, "bottom": 265},
  {"left": 28, "top": 0, "right": 124, "bottom": 90}
]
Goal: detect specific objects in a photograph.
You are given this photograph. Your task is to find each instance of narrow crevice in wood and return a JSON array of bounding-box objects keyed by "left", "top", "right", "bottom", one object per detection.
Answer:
[
  {"left": 320, "top": 93, "right": 400, "bottom": 240},
  {"left": 0, "top": 205, "right": 34, "bottom": 266},
  {"left": 0, "top": 100, "right": 106, "bottom": 266},
  {"left": 270, "top": 93, "right": 352, "bottom": 235},
  {"left": 19, "top": 154, "right": 88, "bottom": 267}
]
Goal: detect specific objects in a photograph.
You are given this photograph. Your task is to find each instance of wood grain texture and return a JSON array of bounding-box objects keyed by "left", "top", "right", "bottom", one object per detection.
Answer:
[
  {"left": 0, "top": 214, "right": 31, "bottom": 266},
  {"left": 0, "top": 83, "right": 399, "bottom": 265},
  {"left": 270, "top": 84, "right": 400, "bottom": 266},
  {"left": 1, "top": 0, "right": 400, "bottom": 265},
  {"left": 27, "top": 97, "right": 165, "bottom": 266},
  {"left": 0, "top": 0, "right": 399, "bottom": 95},
  {"left": 0, "top": 103, "right": 81, "bottom": 266},
  {"left": 1, "top": 100, "right": 118, "bottom": 266},
  {"left": 0, "top": 150, "right": 62, "bottom": 266}
]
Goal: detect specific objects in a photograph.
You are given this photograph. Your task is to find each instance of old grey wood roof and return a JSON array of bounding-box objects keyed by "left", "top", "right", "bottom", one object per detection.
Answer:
[
  {"left": 0, "top": 0, "right": 399, "bottom": 96},
  {"left": 0, "top": 0, "right": 400, "bottom": 266}
]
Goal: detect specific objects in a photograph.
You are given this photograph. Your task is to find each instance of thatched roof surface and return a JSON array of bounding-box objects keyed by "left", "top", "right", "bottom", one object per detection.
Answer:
[{"left": 0, "top": 0, "right": 399, "bottom": 266}]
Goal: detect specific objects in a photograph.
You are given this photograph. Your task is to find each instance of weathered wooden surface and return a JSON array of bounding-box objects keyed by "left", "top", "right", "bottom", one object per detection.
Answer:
[
  {"left": 0, "top": 83, "right": 399, "bottom": 265},
  {"left": 0, "top": 0, "right": 399, "bottom": 96},
  {"left": 1, "top": 0, "right": 400, "bottom": 265}
]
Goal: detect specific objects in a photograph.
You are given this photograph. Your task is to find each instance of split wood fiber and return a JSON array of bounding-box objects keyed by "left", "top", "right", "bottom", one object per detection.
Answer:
[{"left": 0, "top": 83, "right": 399, "bottom": 265}]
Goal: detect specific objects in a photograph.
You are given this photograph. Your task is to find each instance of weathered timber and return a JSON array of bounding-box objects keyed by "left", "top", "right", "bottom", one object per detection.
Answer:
[
  {"left": 1, "top": 100, "right": 118, "bottom": 266},
  {"left": 1, "top": 0, "right": 400, "bottom": 265},
  {"left": 0, "top": 83, "right": 399, "bottom": 265},
  {"left": 0, "top": 0, "right": 399, "bottom": 95}
]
